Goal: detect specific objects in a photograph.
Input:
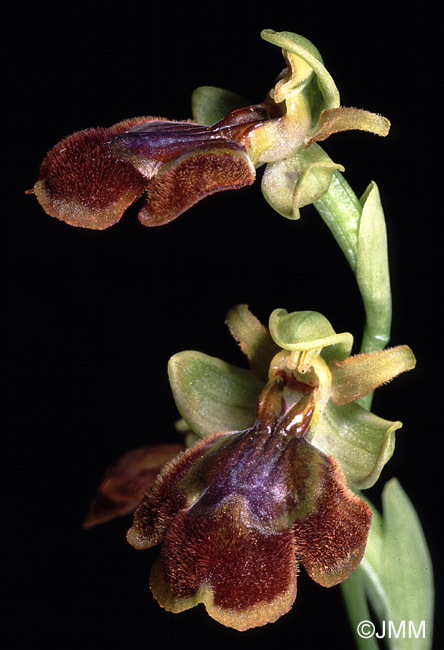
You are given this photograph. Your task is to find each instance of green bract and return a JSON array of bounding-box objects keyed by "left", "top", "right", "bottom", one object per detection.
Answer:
[
  {"left": 343, "top": 480, "right": 434, "bottom": 650},
  {"left": 168, "top": 306, "right": 415, "bottom": 489}
]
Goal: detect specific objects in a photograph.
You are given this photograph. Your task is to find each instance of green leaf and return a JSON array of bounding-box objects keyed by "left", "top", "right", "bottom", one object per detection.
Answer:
[
  {"left": 313, "top": 175, "right": 394, "bottom": 410},
  {"left": 191, "top": 86, "right": 249, "bottom": 126},
  {"left": 311, "top": 400, "right": 401, "bottom": 488},
  {"left": 341, "top": 569, "right": 381, "bottom": 650},
  {"left": 356, "top": 181, "right": 392, "bottom": 354},
  {"left": 167, "top": 350, "right": 261, "bottom": 437},
  {"left": 358, "top": 480, "right": 434, "bottom": 649}
]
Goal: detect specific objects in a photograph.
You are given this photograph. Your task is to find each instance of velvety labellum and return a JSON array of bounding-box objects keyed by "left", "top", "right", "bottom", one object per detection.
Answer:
[
  {"left": 127, "top": 377, "right": 371, "bottom": 630},
  {"left": 30, "top": 105, "right": 272, "bottom": 230}
]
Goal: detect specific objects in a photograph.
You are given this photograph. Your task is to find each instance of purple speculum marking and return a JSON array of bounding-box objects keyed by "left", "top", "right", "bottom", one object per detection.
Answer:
[
  {"left": 110, "top": 121, "right": 249, "bottom": 175},
  {"left": 185, "top": 385, "right": 317, "bottom": 526}
]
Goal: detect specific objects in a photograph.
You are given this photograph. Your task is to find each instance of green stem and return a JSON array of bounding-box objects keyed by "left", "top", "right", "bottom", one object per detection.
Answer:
[
  {"left": 314, "top": 170, "right": 362, "bottom": 272},
  {"left": 341, "top": 570, "right": 381, "bottom": 650},
  {"left": 314, "top": 168, "right": 392, "bottom": 376},
  {"left": 315, "top": 165, "right": 393, "bottom": 640}
]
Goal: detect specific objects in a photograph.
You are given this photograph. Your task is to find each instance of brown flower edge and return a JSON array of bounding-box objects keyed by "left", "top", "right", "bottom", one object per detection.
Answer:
[
  {"left": 27, "top": 105, "right": 273, "bottom": 229},
  {"left": 127, "top": 374, "right": 371, "bottom": 631}
]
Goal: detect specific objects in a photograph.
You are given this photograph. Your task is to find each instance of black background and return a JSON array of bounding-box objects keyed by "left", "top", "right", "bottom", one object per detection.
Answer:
[{"left": 6, "top": 3, "right": 439, "bottom": 649}]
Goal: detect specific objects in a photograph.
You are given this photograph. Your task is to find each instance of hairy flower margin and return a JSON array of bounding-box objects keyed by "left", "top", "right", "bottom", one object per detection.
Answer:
[
  {"left": 27, "top": 30, "right": 390, "bottom": 229},
  {"left": 85, "top": 306, "right": 415, "bottom": 631}
]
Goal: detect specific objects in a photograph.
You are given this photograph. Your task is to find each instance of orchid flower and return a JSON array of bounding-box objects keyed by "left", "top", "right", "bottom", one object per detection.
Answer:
[
  {"left": 28, "top": 31, "right": 389, "bottom": 230},
  {"left": 85, "top": 305, "right": 415, "bottom": 631}
]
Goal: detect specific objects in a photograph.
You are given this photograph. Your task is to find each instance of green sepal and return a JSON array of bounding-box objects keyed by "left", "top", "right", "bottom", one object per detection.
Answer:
[
  {"left": 269, "top": 308, "right": 353, "bottom": 361},
  {"left": 167, "top": 350, "right": 261, "bottom": 437},
  {"left": 261, "top": 142, "right": 344, "bottom": 219},
  {"left": 191, "top": 86, "right": 250, "bottom": 126},
  {"left": 357, "top": 480, "right": 434, "bottom": 649},
  {"left": 261, "top": 29, "right": 340, "bottom": 112},
  {"left": 311, "top": 400, "right": 401, "bottom": 488}
]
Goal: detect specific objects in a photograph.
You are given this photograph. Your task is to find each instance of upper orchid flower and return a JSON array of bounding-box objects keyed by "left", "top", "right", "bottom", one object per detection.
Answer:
[
  {"left": 28, "top": 30, "right": 390, "bottom": 229},
  {"left": 27, "top": 106, "right": 274, "bottom": 230},
  {"left": 85, "top": 305, "right": 415, "bottom": 631}
]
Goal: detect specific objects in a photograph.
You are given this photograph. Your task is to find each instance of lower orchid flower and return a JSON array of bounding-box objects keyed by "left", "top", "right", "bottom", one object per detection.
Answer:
[
  {"left": 85, "top": 305, "right": 415, "bottom": 631},
  {"left": 126, "top": 372, "right": 372, "bottom": 631}
]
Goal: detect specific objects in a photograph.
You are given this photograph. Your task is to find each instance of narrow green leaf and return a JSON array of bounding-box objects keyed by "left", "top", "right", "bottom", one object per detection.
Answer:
[
  {"left": 356, "top": 181, "right": 392, "bottom": 355},
  {"left": 341, "top": 570, "right": 382, "bottom": 650},
  {"left": 359, "top": 480, "right": 434, "bottom": 649}
]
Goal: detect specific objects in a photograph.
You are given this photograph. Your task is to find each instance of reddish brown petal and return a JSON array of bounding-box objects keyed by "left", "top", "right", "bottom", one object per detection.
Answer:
[
  {"left": 293, "top": 448, "right": 372, "bottom": 586},
  {"left": 127, "top": 432, "right": 231, "bottom": 549},
  {"left": 83, "top": 443, "right": 185, "bottom": 528},
  {"left": 31, "top": 122, "right": 153, "bottom": 229},
  {"left": 31, "top": 114, "right": 258, "bottom": 229},
  {"left": 150, "top": 498, "right": 298, "bottom": 631},
  {"left": 137, "top": 144, "right": 256, "bottom": 226}
]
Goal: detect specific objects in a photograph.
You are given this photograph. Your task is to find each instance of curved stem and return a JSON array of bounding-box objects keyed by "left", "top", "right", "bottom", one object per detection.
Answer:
[
  {"left": 341, "top": 570, "right": 381, "bottom": 650},
  {"left": 314, "top": 162, "right": 394, "bottom": 642},
  {"left": 314, "top": 170, "right": 362, "bottom": 272},
  {"left": 314, "top": 167, "right": 392, "bottom": 388}
]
